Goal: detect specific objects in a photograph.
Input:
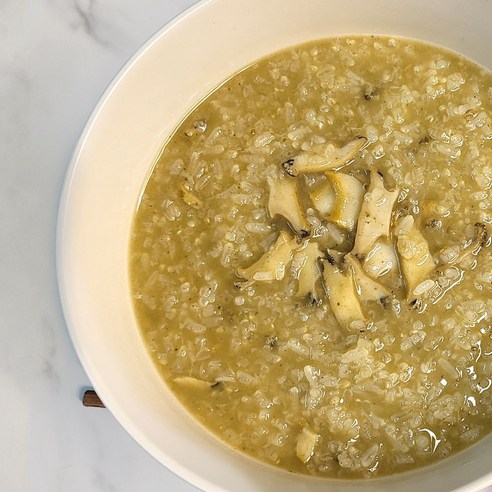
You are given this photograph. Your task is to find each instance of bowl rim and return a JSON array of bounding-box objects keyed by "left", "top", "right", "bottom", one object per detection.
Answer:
[
  {"left": 56, "top": 0, "right": 492, "bottom": 490},
  {"left": 56, "top": 1, "right": 223, "bottom": 490}
]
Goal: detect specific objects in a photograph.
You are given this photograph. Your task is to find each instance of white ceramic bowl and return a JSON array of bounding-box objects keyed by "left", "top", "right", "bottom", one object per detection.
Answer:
[{"left": 57, "top": 0, "right": 492, "bottom": 490}]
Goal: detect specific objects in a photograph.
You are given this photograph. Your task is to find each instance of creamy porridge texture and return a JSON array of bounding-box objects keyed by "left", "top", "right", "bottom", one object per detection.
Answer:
[{"left": 130, "top": 36, "right": 492, "bottom": 477}]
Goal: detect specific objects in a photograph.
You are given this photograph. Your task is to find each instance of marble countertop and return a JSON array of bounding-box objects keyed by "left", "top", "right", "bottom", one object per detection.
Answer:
[
  {"left": 2, "top": 1, "right": 492, "bottom": 491},
  {"left": 1, "top": 1, "right": 199, "bottom": 490}
]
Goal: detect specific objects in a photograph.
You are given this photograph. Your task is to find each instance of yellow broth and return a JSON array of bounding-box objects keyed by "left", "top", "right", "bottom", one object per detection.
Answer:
[{"left": 130, "top": 36, "right": 492, "bottom": 477}]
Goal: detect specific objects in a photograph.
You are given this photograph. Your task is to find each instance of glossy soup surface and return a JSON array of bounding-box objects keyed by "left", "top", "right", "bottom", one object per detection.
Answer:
[{"left": 130, "top": 36, "right": 492, "bottom": 477}]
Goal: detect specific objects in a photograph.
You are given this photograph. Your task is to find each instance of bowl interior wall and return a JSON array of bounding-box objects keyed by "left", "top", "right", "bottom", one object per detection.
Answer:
[{"left": 57, "top": 0, "right": 492, "bottom": 490}]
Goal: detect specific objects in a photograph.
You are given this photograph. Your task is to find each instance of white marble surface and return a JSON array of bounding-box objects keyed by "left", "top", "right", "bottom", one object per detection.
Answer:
[{"left": 0, "top": 1, "right": 200, "bottom": 490}]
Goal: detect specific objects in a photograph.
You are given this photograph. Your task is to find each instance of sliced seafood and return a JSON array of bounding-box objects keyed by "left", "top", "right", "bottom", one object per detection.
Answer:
[
  {"left": 321, "top": 254, "right": 366, "bottom": 329},
  {"left": 344, "top": 253, "right": 390, "bottom": 303},
  {"left": 395, "top": 215, "right": 435, "bottom": 300},
  {"left": 237, "top": 230, "right": 298, "bottom": 281},
  {"left": 325, "top": 172, "right": 364, "bottom": 231},
  {"left": 296, "top": 427, "right": 319, "bottom": 463},
  {"left": 294, "top": 240, "right": 323, "bottom": 302},
  {"left": 282, "top": 136, "right": 367, "bottom": 177},
  {"left": 267, "top": 175, "right": 309, "bottom": 236},
  {"left": 352, "top": 171, "right": 399, "bottom": 257},
  {"left": 363, "top": 240, "right": 403, "bottom": 293}
]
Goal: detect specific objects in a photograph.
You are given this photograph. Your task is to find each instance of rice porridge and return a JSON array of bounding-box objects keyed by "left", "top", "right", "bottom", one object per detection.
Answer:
[{"left": 130, "top": 36, "right": 492, "bottom": 477}]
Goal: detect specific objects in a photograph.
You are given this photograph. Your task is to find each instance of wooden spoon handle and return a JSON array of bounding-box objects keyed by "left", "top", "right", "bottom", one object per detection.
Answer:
[{"left": 82, "top": 389, "right": 105, "bottom": 408}]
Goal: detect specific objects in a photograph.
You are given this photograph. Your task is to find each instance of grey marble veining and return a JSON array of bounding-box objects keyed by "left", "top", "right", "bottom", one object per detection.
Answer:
[{"left": 0, "top": 1, "right": 199, "bottom": 490}]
